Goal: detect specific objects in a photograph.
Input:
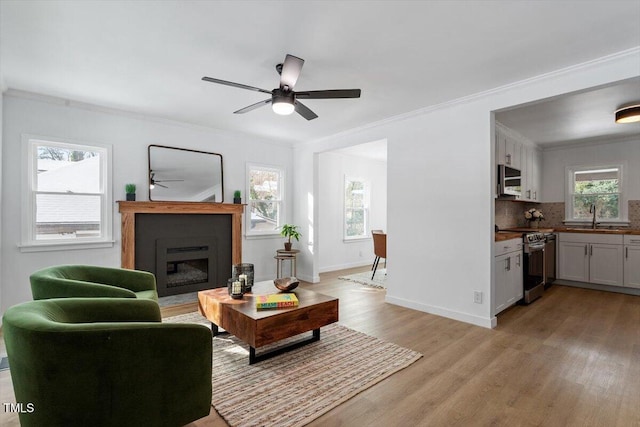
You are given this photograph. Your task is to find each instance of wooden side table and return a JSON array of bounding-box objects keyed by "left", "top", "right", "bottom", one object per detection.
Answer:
[{"left": 275, "top": 249, "right": 300, "bottom": 278}]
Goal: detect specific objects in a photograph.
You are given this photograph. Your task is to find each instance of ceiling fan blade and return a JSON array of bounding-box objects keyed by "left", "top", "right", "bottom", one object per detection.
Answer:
[
  {"left": 155, "top": 183, "right": 169, "bottom": 189},
  {"left": 155, "top": 179, "right": 184, "bottom": 183},
  {"left": 295, "top": 89, "right": 361, "bottom": 99},
  {"left": 279, "top": 54, "right": 304, "bottom": 90},
  {"left": 234, "top": 98, "right": 272, "bottom": 114},
  {"left": 294, "top": 100, "right": 318, "bottom": 121},
  {"left": 202, "top": 77, "right": 272, "bottom": 94}
]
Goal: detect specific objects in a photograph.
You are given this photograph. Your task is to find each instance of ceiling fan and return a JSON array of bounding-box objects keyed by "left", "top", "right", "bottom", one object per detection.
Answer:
[
  {"left": 202, "top": 54, "right": 361, "bottom": 120},
  {"left": 149, "top": 171, "right": 183, "bottom": 189}
]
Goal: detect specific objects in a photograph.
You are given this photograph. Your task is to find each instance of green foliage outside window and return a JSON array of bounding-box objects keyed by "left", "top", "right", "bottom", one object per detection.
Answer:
[{"left": 572, "top": 170, "right": 619, "bottom": 220}]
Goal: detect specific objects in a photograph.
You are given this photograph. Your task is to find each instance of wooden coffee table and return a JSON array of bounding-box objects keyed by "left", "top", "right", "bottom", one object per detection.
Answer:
[{"left": 198, "top": 281, "right": 339, "bottom": 364}]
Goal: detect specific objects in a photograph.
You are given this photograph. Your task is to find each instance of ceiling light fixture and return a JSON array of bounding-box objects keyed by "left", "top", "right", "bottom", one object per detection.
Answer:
[
  {"left": 271, "top": 90, "right": 295, "bottom": 115},
  {"left": 615, "top": 104, "right": 640, "bottom": 124}
]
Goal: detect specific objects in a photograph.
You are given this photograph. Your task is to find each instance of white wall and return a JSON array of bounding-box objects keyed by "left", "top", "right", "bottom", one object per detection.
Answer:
[
  {"left": 317, "top": 151, "right": 387, "bottom": 272},
  {"left": 1, "top": 91, "right": 293, "bottom": 314},
  {"left": 294, "top": 49, "right": 639, "bottom": 328},
  {"left": 542, "top": 137, "right": 640, "bottom": 202}
]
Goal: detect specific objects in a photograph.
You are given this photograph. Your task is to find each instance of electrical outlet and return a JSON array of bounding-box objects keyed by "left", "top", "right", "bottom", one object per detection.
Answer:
[{"left": 473, "top": 291, "right": 483, "bottom": 304}]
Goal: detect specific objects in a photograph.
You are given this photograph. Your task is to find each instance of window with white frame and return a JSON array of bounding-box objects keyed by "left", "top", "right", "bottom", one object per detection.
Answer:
[
  {"left": 566, "top": 165, "right": 625, "bottom": 223},
  {"left": 344, "top": 176, "right": 369, "bottom": 240},
  {"left": 246, "top": 164, "right": 284, "bottom": 235},
  {"left": 23, "top": 136, "right": 112, "bottom": 248}
]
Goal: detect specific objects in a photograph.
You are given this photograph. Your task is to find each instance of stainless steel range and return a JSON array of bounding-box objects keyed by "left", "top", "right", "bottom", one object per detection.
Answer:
[{"left": 523, "top": 232, "right": 545, "bottom": 304}]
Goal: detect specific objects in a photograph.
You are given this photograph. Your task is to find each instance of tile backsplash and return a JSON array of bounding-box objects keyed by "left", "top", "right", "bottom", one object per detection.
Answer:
[{"left": 495, "top": 200, "right": 640, "bottom": 230}]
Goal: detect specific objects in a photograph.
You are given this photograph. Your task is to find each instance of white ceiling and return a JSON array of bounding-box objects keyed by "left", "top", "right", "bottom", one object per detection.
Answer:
[
  {"left": 496, "top": 77, "right": 640, "bottom": 147},
  {"left": 1, "top": 1, "right": 639, "bottom": 145}
]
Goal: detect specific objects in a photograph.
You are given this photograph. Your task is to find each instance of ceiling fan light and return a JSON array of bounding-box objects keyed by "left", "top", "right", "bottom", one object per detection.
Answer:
[
  {"left": 272, "top": 100, "right": 295, "bottom": 115},
  {"left": 615, "top": 104, "right": 640, "bottom": 124}
]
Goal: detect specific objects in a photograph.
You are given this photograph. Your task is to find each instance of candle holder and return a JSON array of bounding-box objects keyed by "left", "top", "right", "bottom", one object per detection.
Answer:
[
  {"left": 233, "top": 263, "right": 254, "bottom": 292},
  {"left": 227, "top": 278, "right": 244, "bottom": 299}
]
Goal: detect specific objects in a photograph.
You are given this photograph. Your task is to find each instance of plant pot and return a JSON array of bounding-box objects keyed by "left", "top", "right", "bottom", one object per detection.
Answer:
[
  {"left": 284, "top": 242, "right": 292, "bottom": 251},
  {"left": 233, "top": 197, "right": 241, "bottom": 204},
  {"left": 126, "top": 193, "right": 136, "bottom": 201}
]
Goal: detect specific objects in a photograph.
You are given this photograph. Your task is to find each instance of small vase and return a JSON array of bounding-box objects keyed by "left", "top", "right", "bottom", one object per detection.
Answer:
[
  {"left": 284, "top": 242, "right": 292, "bottom": 251},
  {"left": 126, "top": 193, "right": 136, "bottom": 201},
  {"left": 530, "top": 221, "right": 539, "bottom": 229}
]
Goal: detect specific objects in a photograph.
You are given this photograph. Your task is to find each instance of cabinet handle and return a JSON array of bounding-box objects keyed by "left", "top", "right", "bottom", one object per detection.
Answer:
[
  {"left": 626, "top": 247, "right": 628, "bottom": 259},
  {"left": 516, "top": 254, "right": 521, "bottom": 267},
  {"left": 526, "top": 190, "right": 531, "bottom": 199},
  {"left": 533, "top": 191, "right": 537, "bottom": 200},
  {"left": 584, "top": 245, "right": 588, "bottom": 256},
  {"left": 506, "top": 257, "right": 511, "bottom": 271},
  {"left": 506, "top": 154, "right": 511, "bottom": 165},
  {"left": 590, "top": 245, "right": 593, "bottom": 256}
]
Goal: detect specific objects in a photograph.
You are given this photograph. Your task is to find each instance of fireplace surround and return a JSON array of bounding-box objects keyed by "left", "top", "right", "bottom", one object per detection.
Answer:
[{"left": 118, "top": 201, "right": 244, "bottom": 297}]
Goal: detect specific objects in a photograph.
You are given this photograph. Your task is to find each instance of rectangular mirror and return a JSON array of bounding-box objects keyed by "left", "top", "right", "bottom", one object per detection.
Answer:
[{"left": 148, "top": 145, "right": 224, "bottom": 202}]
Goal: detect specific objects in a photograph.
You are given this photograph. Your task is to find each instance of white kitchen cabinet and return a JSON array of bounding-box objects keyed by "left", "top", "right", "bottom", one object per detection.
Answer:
[
  {"left": 558, "top": 241, "right": 589, "bottom": 282},
  {"left": 496, "top": 131, "right": 522, "bottom": 170},
  {"left": 521, "top": 144, "right": 542, "bottom": 202},
  {"left": 624, "top": 236, "right": 640, "bottom": 289},
  {"left": 494, "top": 238, "right": 523, "bottom": 315},
  {"left": 558, "top": 233, "right": 623, "bottom": 286}
]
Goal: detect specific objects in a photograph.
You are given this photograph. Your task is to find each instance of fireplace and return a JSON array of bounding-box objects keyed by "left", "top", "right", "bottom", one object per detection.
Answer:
[{"left": 118, "top": 202, "right": 244, "bottom": 297}]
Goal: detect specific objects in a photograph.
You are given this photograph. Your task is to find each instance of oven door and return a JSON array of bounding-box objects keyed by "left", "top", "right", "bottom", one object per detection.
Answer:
[{"left": 523, "top": 243, "right": 545, "bottom": 303}]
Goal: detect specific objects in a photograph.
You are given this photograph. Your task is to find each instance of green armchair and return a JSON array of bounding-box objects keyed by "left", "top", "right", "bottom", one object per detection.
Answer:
[
  {"left": 30, "top": 264, "right": 158, "bottom": 301},
  {"left": 2, "top": 298, "right": 212, "bottom": 427}
]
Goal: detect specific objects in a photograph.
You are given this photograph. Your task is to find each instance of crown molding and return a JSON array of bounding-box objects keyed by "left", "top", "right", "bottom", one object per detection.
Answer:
[
  {"left": 301, "top": 47, "right": 640, "bottom": 149},
  {"left": 3, "top": 88, "right": 295, "bottom": 149}
]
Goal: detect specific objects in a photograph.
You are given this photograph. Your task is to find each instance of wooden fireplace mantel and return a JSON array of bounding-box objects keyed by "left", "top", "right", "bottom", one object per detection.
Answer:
[{"left": 117, "top": 201, "right": 245, "bottom": 269}]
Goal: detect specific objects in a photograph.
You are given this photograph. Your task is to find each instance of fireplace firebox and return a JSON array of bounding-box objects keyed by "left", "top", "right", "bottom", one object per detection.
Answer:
[{"left": 134, "top": 213, "right": 232, "bottom": 297}]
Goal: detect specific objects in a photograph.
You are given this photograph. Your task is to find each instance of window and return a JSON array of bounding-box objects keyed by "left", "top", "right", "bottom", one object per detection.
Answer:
[
  {"left": 344, "top": 177, "right": 369, "bottom": 240},
  {"left": 22, "top": 136, "right": 112, "bottom": 250},
  {"left": 246, "top": 164, "right": 284, "bottom": 235},
  {"left": 566, "top": 165, "right": 625, "bottom": 223}
]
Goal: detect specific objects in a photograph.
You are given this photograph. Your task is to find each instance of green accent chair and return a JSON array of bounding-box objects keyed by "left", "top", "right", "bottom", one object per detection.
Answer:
[
  {"left": 30, "top": 264, "right": 158, "bottom": 301},
  {"left": 2, "top": 298, "right": 212, "bottom": 427}
]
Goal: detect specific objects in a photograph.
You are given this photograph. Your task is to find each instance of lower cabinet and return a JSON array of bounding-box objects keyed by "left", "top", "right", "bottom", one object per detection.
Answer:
[
  {"left": 624, "top": 235, "right": 640, "bottom": 289},
  {"left": 494, "top": 238, "right": 523, "bottom": 315},
  {"left": 558, "top": 233, "right": 624, "bottom": 287}
]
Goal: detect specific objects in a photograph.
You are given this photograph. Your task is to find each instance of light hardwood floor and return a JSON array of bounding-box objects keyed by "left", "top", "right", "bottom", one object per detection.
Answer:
[{"left": 2, "top": 266, "right": 639, "bottom": 426}]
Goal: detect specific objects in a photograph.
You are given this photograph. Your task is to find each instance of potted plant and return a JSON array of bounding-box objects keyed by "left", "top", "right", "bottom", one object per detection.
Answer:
[
  {"left": 233, "top": 190, "right": 242, "bottom": 204},
  {"left": 280, "top": 224, "right": 301, "bottom": 251},
  {"left": 125, "top": 184, "right": 136, "bottom": 201}
]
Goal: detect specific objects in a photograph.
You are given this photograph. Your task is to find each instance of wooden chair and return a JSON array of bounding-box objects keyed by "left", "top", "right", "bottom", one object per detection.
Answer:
[{"left": 371, "top": 230, "right": 387, "bottom": 280}]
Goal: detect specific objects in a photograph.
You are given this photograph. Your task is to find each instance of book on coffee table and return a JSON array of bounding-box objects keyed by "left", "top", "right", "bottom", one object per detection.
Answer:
[{"left": 256, "top": 293, "right": 299, "bottom": 310}]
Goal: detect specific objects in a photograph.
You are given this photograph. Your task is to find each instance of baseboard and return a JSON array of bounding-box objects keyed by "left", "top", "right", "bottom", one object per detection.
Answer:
[
  {"left": 298, "top": 273, "right": 320, "bottom": 283},
  {"left": 319, "top": 260, "right": 372, "bottom": 273},
  {"left": 385, "top": 295, "right": 494, "bottom": 329},
  {"left": 554, "top": 280, "right": 640, "bottom": 296}
]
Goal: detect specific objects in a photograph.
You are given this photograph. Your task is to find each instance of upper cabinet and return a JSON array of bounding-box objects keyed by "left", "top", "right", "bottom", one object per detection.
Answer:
[
  {"left": 495, "top": 129, "right": 522, "bottom": 170},
  {"left": 495, "top": 123, "right": 541, "bottom": 202},
  {"left": 522, "top": 145, "right": 542, "bottom": 202}
]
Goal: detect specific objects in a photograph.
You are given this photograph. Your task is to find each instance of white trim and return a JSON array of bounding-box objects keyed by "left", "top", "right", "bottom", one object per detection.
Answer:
[
  {"left": 300, "top": 47, "right": 640, "bottom": 148},
  {"left": 319, "top": 260, "right": 372, "bottom": 273},
  {"left": 385, "top": 294, "right": 495, "bottom": 329},
  {"left": 245, "top": 162, "right": 286, "bottom": 237},
  {"left": 5, "top": 89, "right": 294, "bottom": 148},
  {"left": 21, "top": 134, "right": 113, "bottom": 249},
  {"left": 565, "top": 162, "right": 627, "bottom": 222},
  {"left": 343, "top": 175, "right": 370, "bottom": 240}
]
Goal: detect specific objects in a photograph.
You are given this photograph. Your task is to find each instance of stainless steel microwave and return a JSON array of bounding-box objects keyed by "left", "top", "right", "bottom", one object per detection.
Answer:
[{"left": 497, "top": 165, "right": 521, "bottom": 197}]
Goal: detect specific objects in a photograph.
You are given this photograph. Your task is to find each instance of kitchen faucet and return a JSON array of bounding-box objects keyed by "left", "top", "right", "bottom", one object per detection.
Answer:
[{"left": 590, "top": 204, "right": 597, "bottom": 229}]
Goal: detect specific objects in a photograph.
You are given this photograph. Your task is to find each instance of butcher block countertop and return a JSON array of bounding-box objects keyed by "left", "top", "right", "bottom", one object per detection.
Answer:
[
  {"left": 495, "top": 227, "right": 640, "bottom": 241},
  {"left": 495, "top": 232, "right": 524, "bottom": 242}
]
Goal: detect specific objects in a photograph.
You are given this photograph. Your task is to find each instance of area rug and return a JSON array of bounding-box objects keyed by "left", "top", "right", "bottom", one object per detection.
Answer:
[
  {"left": 338, "top": 268, "right": 387, "bottom": 288},
  {"left": 164, "top": 311, "right": 421, "bottom": 427}
]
